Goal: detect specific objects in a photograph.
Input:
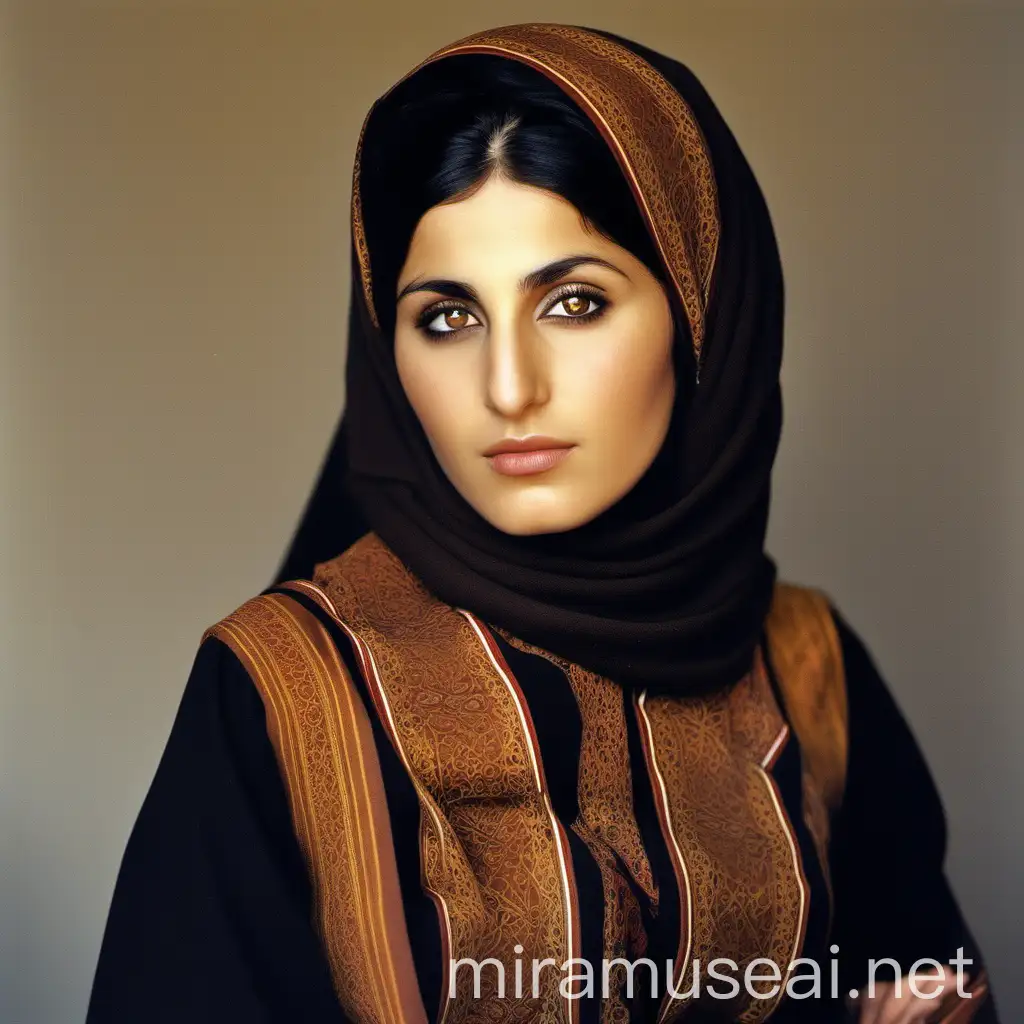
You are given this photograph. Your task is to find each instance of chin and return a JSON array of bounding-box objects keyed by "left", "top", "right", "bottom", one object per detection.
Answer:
[
  {"left": 479, "top": 496, "right": 604, "bottom": 537},
  {"left": 491, "top": 518, "right": 580, "bottom": 537}
]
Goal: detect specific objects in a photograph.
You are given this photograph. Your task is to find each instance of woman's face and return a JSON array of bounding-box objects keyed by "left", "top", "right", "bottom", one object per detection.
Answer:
[{"left": 394, "top": 175, "right": 676, "bottom": 536}]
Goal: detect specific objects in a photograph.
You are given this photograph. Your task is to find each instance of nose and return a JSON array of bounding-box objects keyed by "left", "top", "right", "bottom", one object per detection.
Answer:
[{"left": 483, "top": 319, "right": 551, "bottom": 420}]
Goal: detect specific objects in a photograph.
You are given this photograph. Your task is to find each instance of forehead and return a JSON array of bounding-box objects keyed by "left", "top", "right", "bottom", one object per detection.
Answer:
[{"left": 399, "top": 177, "right": 616, "bottom": 280}]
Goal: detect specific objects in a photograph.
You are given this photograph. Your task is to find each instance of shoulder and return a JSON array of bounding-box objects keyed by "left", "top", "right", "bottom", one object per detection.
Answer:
[
  {"left": 201, "top": 582, "right": 353, "bottom": 686},
  {"left": 202, "top": 535, "right": 385, "bottom": 656},
  {"left": 764, "top": 579, "right": 846, "bottom": 702},
  {"left": 198, "top": 538, "right": 398, "bottom": 711},
  {"left": 767, "top": 581, "right": 887, "bottom": 682},
  {"left": 766, "top": 580, "right": 838, "bottom": 646},
  {"left": 204, "top": 584, "right": 333, "bottom": 639},
  {"left": 765, "top": 580, "right": 849, "bottom": 811},
  {"left": 764, "top": 582, "right": 918, "bottom": 816},
  {"left": 201, "top": 532, "right": 384, "bottom": 646}
]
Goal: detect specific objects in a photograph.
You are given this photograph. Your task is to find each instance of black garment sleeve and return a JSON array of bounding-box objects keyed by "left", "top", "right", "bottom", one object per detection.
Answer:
[
  {"left": 827, "top": 608, "right": 998, "bottom": 1020},
  {"left": 86, "top": 635, "right": 348, "bottom": 1023}
]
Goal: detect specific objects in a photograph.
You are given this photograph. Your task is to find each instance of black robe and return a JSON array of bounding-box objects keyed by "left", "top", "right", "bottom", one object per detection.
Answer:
[{"left": 85, "top": 602, "right": 996, "bottom": 1023}]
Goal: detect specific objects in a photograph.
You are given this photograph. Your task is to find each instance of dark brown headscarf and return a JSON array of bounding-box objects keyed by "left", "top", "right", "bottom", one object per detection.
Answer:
[{"left": 276, "top": 25, "right": 784, "bottom": 695}]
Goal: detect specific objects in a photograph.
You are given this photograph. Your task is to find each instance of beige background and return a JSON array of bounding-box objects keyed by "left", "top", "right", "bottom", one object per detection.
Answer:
[{"left": 2, "top": 1, "right": 1022, "bottom": 1021}]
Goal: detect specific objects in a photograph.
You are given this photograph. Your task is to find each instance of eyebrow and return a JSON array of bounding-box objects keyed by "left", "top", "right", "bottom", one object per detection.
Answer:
[{"left": 396, "top": 254, "right": 629, "bottom": 303}]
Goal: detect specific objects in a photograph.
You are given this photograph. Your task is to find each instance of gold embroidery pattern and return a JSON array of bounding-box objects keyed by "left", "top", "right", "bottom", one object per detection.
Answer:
[
  {"left": 494, "top": 625, "right": 657, "bottom": 906},
  {"left": 204, "top": 594, "right": 427, "bottom": 1024},
  {"left": 350, "top": 114, "right": 373, "bottom": 329},
  {"left": 492, "top": 626, "right": 654, "bottom": 1023},
  {"left": 351, "top": 24, "right": 719, "bottom": 362},
  {"left": 637, "top": 652, "right": 808, "bottom": 1024},
  {"left": 314, "top": 535, "right": 578, "bottom": 1024},
  {"left": 281, "top": 574, "right": 469, "bottom": 972},
  {"left": 264, "top": 547, "right": 846, "bottom": 1023}
]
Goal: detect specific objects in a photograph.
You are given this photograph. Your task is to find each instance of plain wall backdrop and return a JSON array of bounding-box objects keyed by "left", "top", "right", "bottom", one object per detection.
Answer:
[{"left": 2, "top": 1, "right": 1022, "bottom": 1020}]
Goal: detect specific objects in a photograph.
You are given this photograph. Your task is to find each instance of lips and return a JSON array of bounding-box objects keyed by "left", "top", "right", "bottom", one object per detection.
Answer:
[{"left": 483, "top": 435, "right": 576, "bottom": 477}]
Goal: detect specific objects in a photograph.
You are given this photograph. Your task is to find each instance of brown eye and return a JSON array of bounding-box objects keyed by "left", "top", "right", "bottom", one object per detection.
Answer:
[
  {"left": 443, "top": 309, "right": 470, "bottom": 329},
  {"left": 545, "top": 292, "right": 603, "bottom": 319},
  {"left": 561, "top": 295, "right": 590, "bottom": 316},
  {"left": 423, "top": 306, "right": 480, "bottom": 335}
]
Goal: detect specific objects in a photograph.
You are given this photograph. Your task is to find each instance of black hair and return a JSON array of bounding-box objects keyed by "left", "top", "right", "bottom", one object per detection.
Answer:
[{"left": 359, "top": 55, "right": 675, "bottom": 338}]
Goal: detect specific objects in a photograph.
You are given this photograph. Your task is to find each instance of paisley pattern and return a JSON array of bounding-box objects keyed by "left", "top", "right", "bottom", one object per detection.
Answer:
[
  {"left": 315, "top": 535, "right": 579, "bottom": 1024},
  {"left": 494, "top": 625, "right": 658, "bottom": 905},
  {"left": 351, "top": 23, "right": 719, "bottom": 363},
  {"left": 204, "top": 593, "right": 427, "bottom": 1024},
  {"left": 209, "top": 533, "right": 860, "bottom": 1022},
  {"left": 494, "top": 626, "right": 656, "bottom": 1023},
  {"left": 636, "top": 651, "right": 808, "bottom": 1024}
]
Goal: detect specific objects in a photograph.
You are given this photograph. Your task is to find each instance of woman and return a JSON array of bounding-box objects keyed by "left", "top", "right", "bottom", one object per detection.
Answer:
[{"left": 86, "top": 24, "right": 996, "bottom": 1024}]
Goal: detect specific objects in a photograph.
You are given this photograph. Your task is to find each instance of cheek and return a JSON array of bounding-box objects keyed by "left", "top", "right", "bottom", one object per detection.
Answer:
[
  {"left": 395, "top": 340, "right": 475, "bottom": 460},
  {"left": 570, "top": 308, "right": 675, "bottom": 424}
]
